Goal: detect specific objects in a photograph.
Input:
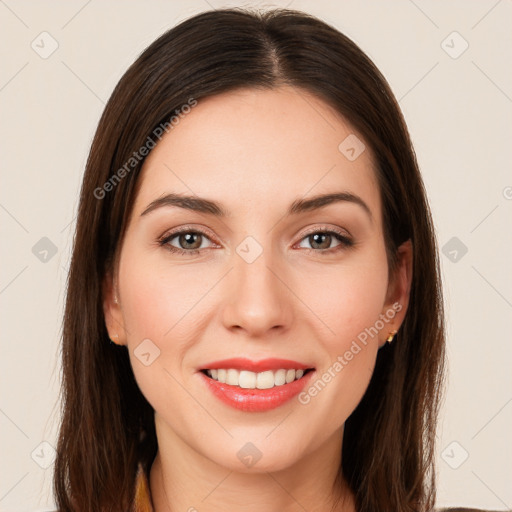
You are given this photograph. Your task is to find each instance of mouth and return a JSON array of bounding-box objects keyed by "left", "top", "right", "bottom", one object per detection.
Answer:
[
  {"left": 200, "top": 367, "right": 315, "bottom": 389},
  {"left": 198, "top": 365, "right": 316, "bottom": 412}
]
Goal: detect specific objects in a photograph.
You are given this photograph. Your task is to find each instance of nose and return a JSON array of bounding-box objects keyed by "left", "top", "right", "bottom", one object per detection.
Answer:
[{"left": 221, "top": 249, "right": 294, "bottom": 338}]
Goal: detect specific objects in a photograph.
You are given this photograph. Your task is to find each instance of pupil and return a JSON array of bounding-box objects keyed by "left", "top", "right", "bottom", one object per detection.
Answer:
[
  {"left": 180, "top": 233, "right": 201, "bottom": 249},
  {"left": 311, "top": 233, "right": 330, "bottom": 249}
]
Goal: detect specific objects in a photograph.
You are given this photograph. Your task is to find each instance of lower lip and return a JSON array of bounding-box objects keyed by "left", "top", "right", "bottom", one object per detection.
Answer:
[{"left": 199, "top": 370, "right": 315, "bottom": 412}]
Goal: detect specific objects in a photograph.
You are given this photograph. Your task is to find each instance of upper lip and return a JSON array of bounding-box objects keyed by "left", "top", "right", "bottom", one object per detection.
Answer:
[{"left": 200, "top": 357, "right": 314, "bottom": 373}]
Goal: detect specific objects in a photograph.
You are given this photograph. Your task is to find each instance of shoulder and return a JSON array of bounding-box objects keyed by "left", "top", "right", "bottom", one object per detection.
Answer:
[{"left": 437, "top": 508, "right": 510, "bottom": 512}]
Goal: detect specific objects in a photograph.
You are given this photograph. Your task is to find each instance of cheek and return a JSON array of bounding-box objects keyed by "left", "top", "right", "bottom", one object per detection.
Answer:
[
  {"left": 119, "top": 248, "right": 209, "bottom": 341},
  {"left": 298, "top": 251, "right": 389, "bottom": 350},
  {"left": 331, "top": 272, "right": 387, "bottom": 345},
  {"left": 293, "top": 252, "right": 388, "bottom": 416},
  {"left": 117, "top": 254, "right": 204, "bottom": 416}
]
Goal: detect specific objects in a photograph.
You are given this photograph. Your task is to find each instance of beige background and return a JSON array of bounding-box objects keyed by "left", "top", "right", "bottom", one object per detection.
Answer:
[{"left": 1, "top": 1, "right": 511, "bottom": 510}]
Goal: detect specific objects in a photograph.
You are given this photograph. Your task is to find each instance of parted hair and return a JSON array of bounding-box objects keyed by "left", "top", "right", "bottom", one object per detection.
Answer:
[{"left": 54, "top": 8, "right": 445, "bottom": 512}]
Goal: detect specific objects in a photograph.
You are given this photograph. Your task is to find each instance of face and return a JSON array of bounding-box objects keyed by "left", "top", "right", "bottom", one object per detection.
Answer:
[{"left": 104, "top": 86, "right": 412, "bottom": 473}]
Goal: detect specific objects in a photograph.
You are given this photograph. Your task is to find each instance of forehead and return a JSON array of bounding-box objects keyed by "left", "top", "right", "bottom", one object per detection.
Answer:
[{"left": 133, "top": 86, "right": 380, "bottom": 220}]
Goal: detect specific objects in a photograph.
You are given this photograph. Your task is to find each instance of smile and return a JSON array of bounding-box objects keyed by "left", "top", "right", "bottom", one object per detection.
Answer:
[
  {"left": 201, "top": 368, "right": 313, "bottom": 389},
  {"left": 197, "top": 357, "right": 316, "bottom": 411}
]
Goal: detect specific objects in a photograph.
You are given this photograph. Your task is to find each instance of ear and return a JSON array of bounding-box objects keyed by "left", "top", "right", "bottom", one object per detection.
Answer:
[
  {"left": 102, "top": 271, "right": 127, "bottom": 346},
  {"left": 379, "top": 239, "right": 413, "bottom": 348}
]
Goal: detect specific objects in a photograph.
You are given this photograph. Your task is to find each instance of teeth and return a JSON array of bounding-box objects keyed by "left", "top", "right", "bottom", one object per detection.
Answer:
[
  {"left": 239, "top": 370, "right": 256, "bottom": 388},
  {"left": 256, "top": 370, "right": 274, "bottom": 389},
  {"left": 226, "top": 369, "right": 238, "bottom": 386},
  {"left": 274, "top": 369, "right": 286, "bottom": 386},
  {"left": 204, "top": 368, "right": 308, "bottom": 389}
]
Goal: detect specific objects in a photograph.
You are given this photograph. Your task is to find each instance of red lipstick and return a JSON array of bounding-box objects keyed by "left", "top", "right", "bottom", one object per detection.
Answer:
[
  {"left": 197, "top": 358, "right": 315, "bottom": 412},
  {"left": 200, "top": 357, "right": 312, "bottom": 373}
]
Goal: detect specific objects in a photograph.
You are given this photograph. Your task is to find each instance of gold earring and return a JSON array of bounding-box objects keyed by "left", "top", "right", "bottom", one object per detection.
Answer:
[
  {"left": 110, "top": 333, "right": 120, "bottom": 344},
  {"left": 386, "top": 330, "right": 397, "bottom": 344}
]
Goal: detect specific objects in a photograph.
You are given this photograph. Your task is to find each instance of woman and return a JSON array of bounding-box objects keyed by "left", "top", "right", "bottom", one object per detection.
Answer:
[{"left": 53, "top": 7, "right": 492, "bottom": 512}]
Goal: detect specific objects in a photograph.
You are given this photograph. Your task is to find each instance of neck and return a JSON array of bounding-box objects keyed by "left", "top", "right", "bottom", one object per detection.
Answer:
[{"left": 149, "top": 419, "right": 356, "bottom": 512}]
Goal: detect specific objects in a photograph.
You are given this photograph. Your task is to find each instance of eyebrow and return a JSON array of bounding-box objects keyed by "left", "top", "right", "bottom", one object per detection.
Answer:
[{"left": 140, "top": 191, "right": 372, "bottom": 221}]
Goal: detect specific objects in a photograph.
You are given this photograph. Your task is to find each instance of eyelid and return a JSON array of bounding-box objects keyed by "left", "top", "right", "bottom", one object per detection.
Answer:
[
  {"left": 157, "top": 225, "right": 221, "bottom": 249},
  {"left": 160, "top": 224, "right": 218, "bottom": 238},
  {"left": 297, "top": 224, "right": 351, "bottom": 240},
  {"left": 292, "top": 224, "right": 354, "bottom": 252},
  {"left": 159, "top": 224, "right": 350, "bottom": 243},
  {"left": 158, "top": 223, "right": 354, "bottom": 255}
]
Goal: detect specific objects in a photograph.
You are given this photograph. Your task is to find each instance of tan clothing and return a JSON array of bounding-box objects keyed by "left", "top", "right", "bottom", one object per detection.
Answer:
[{"left": 131, "top": 463, "right": 504, "bottom": 512}]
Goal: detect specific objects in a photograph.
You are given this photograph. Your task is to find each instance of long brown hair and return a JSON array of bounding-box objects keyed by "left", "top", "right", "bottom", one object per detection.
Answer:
[{"left": 54, "top": 8, "right": 445, "bottom": 511}]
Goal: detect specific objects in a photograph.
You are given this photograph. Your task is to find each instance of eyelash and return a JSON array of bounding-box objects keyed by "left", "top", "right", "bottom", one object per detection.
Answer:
[{"left": 157, "top": 226, "right": 354, "bottom": 256}]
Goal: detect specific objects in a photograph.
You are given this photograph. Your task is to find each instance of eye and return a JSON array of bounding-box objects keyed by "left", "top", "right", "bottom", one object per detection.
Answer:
[
  {"left": 296, "top": 228, "right": 353, "bottom": 254},
  {"left": 158, "top": 228, "right": 217, "bottom": 255},
  {"left": 158, "top": 226, "right": 354, "bottom": 256}
]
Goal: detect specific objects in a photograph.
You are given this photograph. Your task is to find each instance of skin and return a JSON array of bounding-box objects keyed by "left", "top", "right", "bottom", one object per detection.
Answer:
[{"left": 104, "top": 86, "right": 412, "bottom": 512}]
